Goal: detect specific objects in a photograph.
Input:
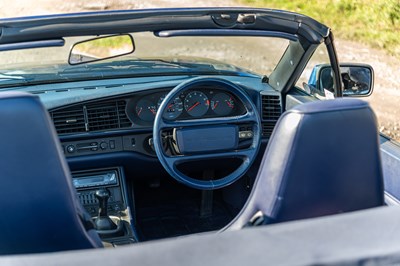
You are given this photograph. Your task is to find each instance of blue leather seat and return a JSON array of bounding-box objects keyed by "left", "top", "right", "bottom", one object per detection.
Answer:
[
  {"left": 0, "top": 92, "right": 103, "bottom": 254},
  {"left": 224, "top": 98, "right": 384, "bottom": 230}
]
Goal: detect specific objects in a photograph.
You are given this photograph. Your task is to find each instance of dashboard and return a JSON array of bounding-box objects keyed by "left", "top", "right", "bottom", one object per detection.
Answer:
[
  {"left": 4, "top": 74, "right": 282, "bottom": 242},
  {"left": 26, "top": 75, "right": 281, "bottom": 160}
]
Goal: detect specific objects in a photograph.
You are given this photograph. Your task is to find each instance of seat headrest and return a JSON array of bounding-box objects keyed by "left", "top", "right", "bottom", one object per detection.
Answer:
[
  {"left": 224, "top": 98, "right": 384, "bottom": 230},
  {"left": 0, "top": 91, "right": 101, "bottom": 254},
  {"left": 267, "top": 98, "right": 384, "bottom": 221}
]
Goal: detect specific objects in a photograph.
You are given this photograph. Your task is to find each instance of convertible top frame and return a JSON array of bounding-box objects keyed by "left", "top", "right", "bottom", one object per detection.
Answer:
[{"left": 0, "top": 8, "right": 329, "bottom": 45}]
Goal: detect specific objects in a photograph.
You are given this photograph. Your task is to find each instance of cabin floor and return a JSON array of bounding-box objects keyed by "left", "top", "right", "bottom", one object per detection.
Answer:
[{"left": 134, "top": 178, "right": 237, "bottom": 241}]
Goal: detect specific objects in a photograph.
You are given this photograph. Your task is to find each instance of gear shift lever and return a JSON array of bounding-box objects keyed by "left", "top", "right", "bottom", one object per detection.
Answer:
[{"left": 94, "top": 188, "right": 117, "bottom": 230}]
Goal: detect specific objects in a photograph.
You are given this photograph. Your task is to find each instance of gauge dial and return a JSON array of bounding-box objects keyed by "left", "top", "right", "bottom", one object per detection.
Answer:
[
  {"left": 184, "top": 91, "right": 209, "bottom": 117},
  {"left": 135, "top": 99, "right": 157, "bottom": 122},
  {"left": 158, "top": 95, "right": 183, "bottom": 120},
  {"left": 211, "top": 93, "right": 236, "bottom": 116}
]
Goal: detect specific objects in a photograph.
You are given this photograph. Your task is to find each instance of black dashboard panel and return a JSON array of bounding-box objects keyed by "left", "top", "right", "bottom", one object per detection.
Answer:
[
  {"left": 45, "top": 76, "right": 282, "bottom": 159},
  {"left": 50, "top": 85, "right": 248, "bottom": 137}
]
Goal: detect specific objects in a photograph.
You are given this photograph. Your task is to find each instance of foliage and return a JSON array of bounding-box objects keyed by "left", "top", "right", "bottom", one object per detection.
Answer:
[{"left": 243, "top": 0, "right": 400, "bottom": 57}]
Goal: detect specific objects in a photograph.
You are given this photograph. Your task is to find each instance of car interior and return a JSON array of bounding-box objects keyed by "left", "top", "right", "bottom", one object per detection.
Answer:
[
  {"left": 0, "top": 89, "right": 384, "bottom": 255},
  {"left": 0, "top": 9, "right": 391, "bottom": 262}
]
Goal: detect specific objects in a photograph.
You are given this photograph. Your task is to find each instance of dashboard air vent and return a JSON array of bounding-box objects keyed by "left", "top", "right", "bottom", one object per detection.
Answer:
[
  {"left": 50, "top": 100, "right": 132, "bottom": 135},
  {"left": 261, "top": 95, "right": 282, "bottom": 138},
  {"left": 51, "top": 106, "right": 86, "bottom": 134},
  {"left": 86, "top": 100, "right": 131, "bottom": 132}
]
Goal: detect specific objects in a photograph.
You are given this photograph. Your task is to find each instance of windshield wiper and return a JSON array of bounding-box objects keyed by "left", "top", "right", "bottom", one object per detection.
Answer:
[
  {"left": 0, "top": 73, "right": 25, "bottom": 80},
  {"left": 0, "top": 73, "right": 34, "bottom": 83}
]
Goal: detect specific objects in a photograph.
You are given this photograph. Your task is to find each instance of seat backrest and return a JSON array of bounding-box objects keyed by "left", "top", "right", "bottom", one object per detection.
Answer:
[
  {"left": 225, "top": 98, "right": 384, "bottom": 230},
  {"left": 0, "top": 92, "right": 102, "bottom": 254}
]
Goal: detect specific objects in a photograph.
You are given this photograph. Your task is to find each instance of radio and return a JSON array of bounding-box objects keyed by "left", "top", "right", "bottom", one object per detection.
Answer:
[{"left": 72, "top": 171, "right": 118, "bottom": 189}]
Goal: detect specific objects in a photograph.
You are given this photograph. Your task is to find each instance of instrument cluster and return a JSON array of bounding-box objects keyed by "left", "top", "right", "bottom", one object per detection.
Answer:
[{"left": 127, "top": 87, "right": 246, "bottom": 125}]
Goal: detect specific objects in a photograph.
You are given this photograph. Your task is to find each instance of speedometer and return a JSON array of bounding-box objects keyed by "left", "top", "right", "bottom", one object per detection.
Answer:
[
  {"left": 184, "top": 91, "right": 209, "bottom": 117},
  {"left": 157, "top": 94, "right": 183, "bottom": 120}
]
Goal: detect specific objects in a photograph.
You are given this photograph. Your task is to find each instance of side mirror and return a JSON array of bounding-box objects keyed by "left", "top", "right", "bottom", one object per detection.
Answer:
[
  {"left": 69, "top": 34, "right": 135, "bottom": 65},
  {"left": 340, "top": 64, "right": 374, "bottom": 97},
  {"left": 307, "top": 64, "right": 374, "bottom": 97}
]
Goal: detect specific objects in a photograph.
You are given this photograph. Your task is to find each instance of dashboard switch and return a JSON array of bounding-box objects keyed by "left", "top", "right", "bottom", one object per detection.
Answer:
[
  {"left": 109, "top": 140, "right": 115, "bottom": 149},
  {"left": 239, "top": 131, "right": 253, "bottom": 139},
  {"left": 66, "top": 145, "right": 76, "bottom": 153},
  {"left": 100, "top": 142, "right": 108, "bottom": 150},
  {"left": 131, "top": 138, "right": 136, "bottom": 147}
]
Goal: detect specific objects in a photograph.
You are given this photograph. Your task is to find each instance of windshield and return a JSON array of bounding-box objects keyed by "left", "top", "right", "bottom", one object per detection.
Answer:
[{"left": 0, "top": 32, "right": 290, "bottom": 87}]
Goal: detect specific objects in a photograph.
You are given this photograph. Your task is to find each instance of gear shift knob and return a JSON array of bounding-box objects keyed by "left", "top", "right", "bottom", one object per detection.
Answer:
[
  {"left": 94, "top": 188, "right": 117, "bottom": 230},
  {"left": 95, "top": 188, "right": 110, "bottom": 217}
]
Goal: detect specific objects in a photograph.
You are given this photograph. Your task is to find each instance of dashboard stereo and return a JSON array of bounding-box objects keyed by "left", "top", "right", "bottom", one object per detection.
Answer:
[{"left": 72, "top": 171, "right": 118, "bottom": 189}]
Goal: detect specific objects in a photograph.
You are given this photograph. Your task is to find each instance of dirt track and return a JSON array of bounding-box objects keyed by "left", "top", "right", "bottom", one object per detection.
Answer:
[{"left": 1, "top": 0, "right": 399, "bottom": 140}]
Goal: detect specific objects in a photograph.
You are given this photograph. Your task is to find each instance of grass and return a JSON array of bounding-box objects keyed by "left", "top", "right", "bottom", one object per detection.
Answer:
[{"left": 243, "top": 0, "right": 400, "bottom": 57}]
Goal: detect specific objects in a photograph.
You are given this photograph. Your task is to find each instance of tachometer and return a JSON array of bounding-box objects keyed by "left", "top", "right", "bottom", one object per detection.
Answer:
[
  {"left": 211, "top": 93, "right": 235, "bottom": 116},
  {"left": 157, "top": 94, "right": 183, "bottom": 120},
  {"left": 184, "top": 91, "right": 209, "bottom": 117},
  {"left": 135, "top": 99, "right": 157, "bottom": 122}
]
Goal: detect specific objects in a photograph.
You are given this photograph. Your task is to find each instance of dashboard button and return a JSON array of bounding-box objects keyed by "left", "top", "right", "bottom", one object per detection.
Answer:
[
  {"left": 239, "top": 131, "right": 253, "bottom": 139},
  {"left": 109, "top": 140, "right": 115, "bottom": 149},
  {"left": 66, "top": 145, "right": 76, "bottom": 153},
  {"left": 100, "top": 142, "right": 108, "bottom": 150}
]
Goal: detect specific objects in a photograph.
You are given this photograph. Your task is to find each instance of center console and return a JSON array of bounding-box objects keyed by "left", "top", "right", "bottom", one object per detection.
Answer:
[{"left": 72, "top": 167, "right": 137, "bottom": 246}]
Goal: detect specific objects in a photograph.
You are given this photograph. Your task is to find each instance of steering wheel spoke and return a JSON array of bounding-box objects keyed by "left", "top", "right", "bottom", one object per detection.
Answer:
[{"left": 166, "top": 147, "right": 255, "bottom": 165}]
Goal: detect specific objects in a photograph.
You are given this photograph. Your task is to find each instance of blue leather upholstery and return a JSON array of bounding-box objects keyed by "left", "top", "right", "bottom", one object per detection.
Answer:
[
  {"left": 224, "top": 98, "right": 384, "bottom": 230},
  {"left": 0, "top": 92, "right": 103, "bottom": 254}
]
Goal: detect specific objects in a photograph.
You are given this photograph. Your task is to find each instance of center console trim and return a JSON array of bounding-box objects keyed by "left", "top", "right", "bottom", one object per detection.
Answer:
[{"left": 72, "top": 167, "right": 138, "bottom": 244}]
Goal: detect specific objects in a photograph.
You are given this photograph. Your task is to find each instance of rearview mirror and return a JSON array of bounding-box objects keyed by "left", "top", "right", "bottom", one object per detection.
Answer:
[
  {"left": 309, "top": 64, "right": 374, "bottom": 97},
  {"left": 69, "top": 34, "right": 135, "bottom": 65}
]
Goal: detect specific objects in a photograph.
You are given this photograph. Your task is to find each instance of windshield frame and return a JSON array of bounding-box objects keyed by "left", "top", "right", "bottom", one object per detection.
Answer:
[{"left": 0, "top": 8, "right": 330, "bottom": 91}]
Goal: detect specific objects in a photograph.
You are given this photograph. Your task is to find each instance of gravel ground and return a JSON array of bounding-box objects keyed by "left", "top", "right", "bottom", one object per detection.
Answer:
[{"left": 1, "top": 0, "right": 399, "bottom": 141}]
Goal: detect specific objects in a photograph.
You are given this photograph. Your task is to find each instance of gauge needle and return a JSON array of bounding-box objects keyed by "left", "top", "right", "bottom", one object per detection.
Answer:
[
  {"left": 149, "top": 107, "right": 157, "bottom": 115},
  {"left": 167, "top": 103, "right": 174, "bottom": 109},
  {"left": 187, "top": 101, "right": 200, "bottom": 112},
  {"left": 226, "top": 99, "right": 234, "bottom": 108},
  {"left": 137, "top": 107, "right": 143, "bottom": 116},
  {"left": 213, "top": 101, "right": 219, "bottom": 109}
]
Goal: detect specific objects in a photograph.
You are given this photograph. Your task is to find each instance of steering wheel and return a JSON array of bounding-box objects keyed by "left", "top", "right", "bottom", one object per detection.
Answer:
[{"left": 153, "top": 77, "right": 261, "bottom": 190}]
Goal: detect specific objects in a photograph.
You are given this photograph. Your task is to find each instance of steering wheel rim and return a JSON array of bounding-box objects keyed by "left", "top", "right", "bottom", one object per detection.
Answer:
[{"left": 153, "top": 77, "right": 261, "bottom": 190}]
